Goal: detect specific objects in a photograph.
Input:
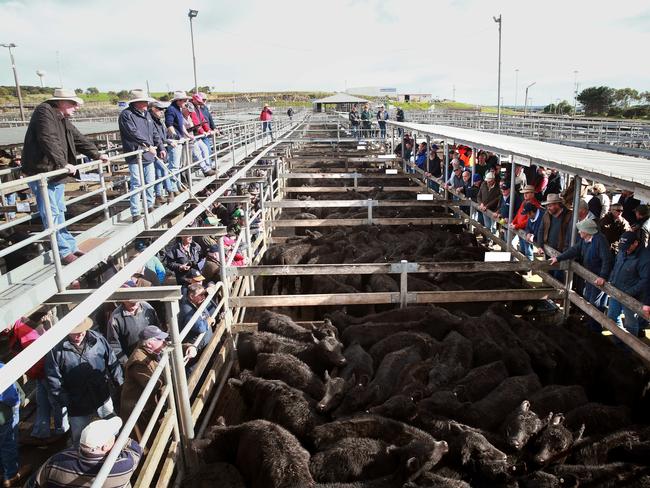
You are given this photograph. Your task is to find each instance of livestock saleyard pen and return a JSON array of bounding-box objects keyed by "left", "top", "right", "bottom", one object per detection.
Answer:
[{"left": 1, "top": 112, "right": 649, "bottom": 487}]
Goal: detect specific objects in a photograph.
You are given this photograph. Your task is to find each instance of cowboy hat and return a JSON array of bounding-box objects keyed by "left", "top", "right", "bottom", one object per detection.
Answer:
[
  {"left": 47, "top": 88, "right": 84, "bottom": 105},
  {"left": 542, "top": 194, "right": 564, "bottom": 206},
  {"left": 520, "top": 185, "right": 536, "bottom": 194},
  {"left": 127, "top": 89, "right": 153, "bottom": 104},
  {"left": 171, "top": 90, "right": 190, "bottom": 102},
  {"left": 71, "top": 317, "right": 93, "bottom": 334}
]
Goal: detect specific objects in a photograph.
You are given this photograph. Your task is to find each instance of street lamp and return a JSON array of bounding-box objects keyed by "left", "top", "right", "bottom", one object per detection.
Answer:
[
  {"left": 36, "top": 69, "right": 46, "bottom": 87},
  {"left": 188, "top": 9, "right": 199, "bottom": 94},
  {"left": 1, "top": 43, "right": 25, "bottom": 122},
  {"left": 573, "top": 70, "right": 579, "bottom": 116},
  {"left": 524, "top": 81, "right": 536, "bottom": 116},
  {"left": 493, "top": 15, "right": 502, "bottom": 133}
]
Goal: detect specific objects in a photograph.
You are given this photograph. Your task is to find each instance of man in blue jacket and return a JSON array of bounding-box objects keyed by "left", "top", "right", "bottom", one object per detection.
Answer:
[
  {"left": 45, "top": 318, "right": 123, "bottom": 447},
  {"left": 0, "top": 362, "right": 28, "bottom": 487},
  {"left": 118, "top": 90, "right": 164, "bottom": 222},
  {"left": 178, "top": 283, "right": 214, "bottom": 352},
  {"left": 607, "top": 232, "right": 648, "bottom": 337},
  {"left": 550, "top": 219, "right": 612, "bottom": 328},
  {"left": 164, "top": 91, "right": 192, "bottom": 194}
]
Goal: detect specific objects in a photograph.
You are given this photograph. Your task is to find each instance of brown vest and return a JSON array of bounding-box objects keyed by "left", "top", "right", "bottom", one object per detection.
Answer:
[{"left": 542, "top": 208, "right": 573, "bottom": 252}]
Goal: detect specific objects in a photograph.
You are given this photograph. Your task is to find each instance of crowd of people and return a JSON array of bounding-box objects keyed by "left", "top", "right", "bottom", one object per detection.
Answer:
[
  {"left": 0, "top": 88, "right": 274, "bottom": 487},
  {"left": 397, "top": 134, "right": 650, "bottom": 340},
  {"left": 348, "top": 103, "right": 398, "bottom": 139}
]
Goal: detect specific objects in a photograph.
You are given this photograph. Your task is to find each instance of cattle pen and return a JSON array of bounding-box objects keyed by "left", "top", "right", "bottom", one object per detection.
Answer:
[{"left": 0, "top": 112, "right": 649, "bottom": 486}]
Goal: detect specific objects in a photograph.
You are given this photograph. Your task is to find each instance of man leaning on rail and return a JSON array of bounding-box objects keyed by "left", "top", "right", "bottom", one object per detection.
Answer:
[
  {"left": 22, "top": 88, "right": 108, "bottom": 265},
  {"left": 118, "top": 89, "right": 165, "bottom": 223}
]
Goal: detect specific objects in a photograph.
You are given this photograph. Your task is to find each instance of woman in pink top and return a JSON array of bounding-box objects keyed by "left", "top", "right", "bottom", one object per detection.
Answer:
[{"left": 260, "top": 104, "right": 274, "bottom": 141}]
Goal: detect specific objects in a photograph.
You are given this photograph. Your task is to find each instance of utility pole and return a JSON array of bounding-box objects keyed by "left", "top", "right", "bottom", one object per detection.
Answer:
[
  {"left": 188, "top": 9, "right": 199, "bottom": 94},
  {"left": 1, "top": 43, "right": 25, "bottom": 122},
  {"left": 524, "top": 81, "right": 536, "bottom": 116},
  {"left": 514, "top": 68, "right": 519, "bottom": 111},
  {"left": 493, "top": 15, "right": 502, "bottom": 133}
]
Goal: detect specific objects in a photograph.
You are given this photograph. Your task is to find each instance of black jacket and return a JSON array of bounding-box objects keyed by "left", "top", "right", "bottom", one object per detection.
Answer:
[
  {"left": 107, "top": 301, "right": 160, "bottom": 365},
  {"left": 118, "top": 106, "right": 162, "bottom": 163},
  {"left": 22, "top": 102, "right": 100, "bottom": 177},
  {"left": 164, "top": 240, "right": 203, "bottom": 283},
  {"left": 45, "top": 330, "right": 123, "bottom": 417}
]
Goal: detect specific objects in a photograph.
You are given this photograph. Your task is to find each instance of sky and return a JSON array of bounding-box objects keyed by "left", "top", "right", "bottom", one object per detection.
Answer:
[{"left": 1, "top": 0, "right": 649, "bottom": 106}]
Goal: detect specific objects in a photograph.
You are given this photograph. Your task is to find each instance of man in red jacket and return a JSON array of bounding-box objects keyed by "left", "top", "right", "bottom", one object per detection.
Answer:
[
  {"left": 260, "top": 104, "right": 274, "bottom": 141},
  {"left": 509, "top": 185, "right": 541, "bottom": 259}
]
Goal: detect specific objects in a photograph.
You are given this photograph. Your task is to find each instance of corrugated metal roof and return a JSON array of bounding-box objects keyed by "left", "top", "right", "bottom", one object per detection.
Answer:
[
  {"left": 0, "top": 121, "right": 118, "bottom": 148},
  {"left": 392, "top": 121, "right": 650, "bottom": 199},
  {"left": 312, "top": 93, "right": 370, "bottom": 104}
]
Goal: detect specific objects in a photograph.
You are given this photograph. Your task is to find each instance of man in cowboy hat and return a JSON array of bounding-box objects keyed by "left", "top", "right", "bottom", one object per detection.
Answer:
[
  {"left": 45, "top": 318, "right": 123, "bottom": 447},
  {"left": 118, "top": 89, "right": 164, "bottom": 222},
  {"left": 550, "top": 218, "right": 612, "bottom": 326},
  {"left": 22, "top": 88, "right": 109, "bottom": 265},
  {"left": 509, "top": 184, "right": 542, "bottom": 259},
  {"left": 536, "top": 193, "right": 573, "bottom": 253},
  {"left": 164, "top": 91, "right": 193, "bottom": 195}
]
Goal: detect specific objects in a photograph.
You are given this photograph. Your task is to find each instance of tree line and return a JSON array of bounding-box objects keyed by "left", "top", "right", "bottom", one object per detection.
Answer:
[{"left": 541, "top": 86, "right": 650, "bottom": 119}]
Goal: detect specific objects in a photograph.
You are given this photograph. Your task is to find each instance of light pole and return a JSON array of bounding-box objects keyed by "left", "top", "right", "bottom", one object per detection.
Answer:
[
  {"left": 573, "top": 70, "right": 579, "bottom": 116},
  {"left": 493, "top": 14, "right": 502, "bottom": 133},
  {"left": 524, "top": 81, "right": 536, "bottom": 116},
  {"left": 36, "top": 69, "right": 46, "bottom": 88},
  {"left": 188, "top": 9, "right": 199, "bottom": 94},
  {"left": 1, "top": 43, "right": 25, "bottom": 122},
  {"left": 514, "top": 68, "right": 519, "bottom": 112}
]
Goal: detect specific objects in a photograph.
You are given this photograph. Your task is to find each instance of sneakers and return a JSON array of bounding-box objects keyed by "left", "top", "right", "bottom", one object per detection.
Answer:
[
  {"left": 73, "top": 250, "right": 85, "bottom": 257},
  {"left": 61, "top": 253, "right": 78, "bottom": 265},
  {"left": 203, "top": 169, "right": 216, "bottom": 177},
  {"left": 155, "top": 196, "right": 166, "bottom": 207},
  {"left": 131, "top": 215, "right": 140, "bottom": 223}
]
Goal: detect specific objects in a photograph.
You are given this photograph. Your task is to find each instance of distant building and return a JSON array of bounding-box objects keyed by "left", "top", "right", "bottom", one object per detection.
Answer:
[{"left": 312, "top": 93, "right": 370, "bottom": 113}]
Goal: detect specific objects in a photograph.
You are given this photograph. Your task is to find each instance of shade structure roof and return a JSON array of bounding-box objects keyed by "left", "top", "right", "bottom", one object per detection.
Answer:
[
  {"left": 390, "top": 121, "right": 650, "bottom": 200},
  {"left": 312, "top": 93, "right": 370, "bottom": 104}
]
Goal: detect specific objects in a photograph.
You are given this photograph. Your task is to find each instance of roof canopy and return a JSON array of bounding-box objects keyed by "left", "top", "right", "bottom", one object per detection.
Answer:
[
  {"left": 390, "top": 121, "right": 650, "bottom": 200},
  {"left": 312, "top": 93, "right": 369, "bottom": 104}
]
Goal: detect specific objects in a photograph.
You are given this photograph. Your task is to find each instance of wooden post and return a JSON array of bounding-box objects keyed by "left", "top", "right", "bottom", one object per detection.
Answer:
[
  {"left": 367, "top": 199, "right": 373, "bottom": 224},
  {"left": 564, "top": 174, "right": 581, "bottom": 318}
]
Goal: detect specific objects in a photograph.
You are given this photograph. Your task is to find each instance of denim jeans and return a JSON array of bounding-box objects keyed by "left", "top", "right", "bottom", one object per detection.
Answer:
[
  {"left": 167, "top": 145, "right": 183, "bottom": 192},
  {"left": 28, "top": 181, "right": 77, "bottom": 258},
  {"left": 351, "top": 125, "right": 360, "bottom": 139},
  {"left": 69, "top": 397, "right": 114, "bottom": 447},
  {"left": 378, "top": 122, "right": 387, "bottom": 138},
  {"left": 483, "top": 213, "right": 495, "bottom": 232},
  {"left": 5, "top": 192, "right": 16, "bottom": 219},
  {"left": 31, "top": 379, "right": 68, "bottom": 438},
  {"left": 154, "top": 158, "right": 173, "bottom": 197},
  {"left": 519, "top": 239, "right": 534, "bottom": 260},
  {"left": 128, "top": 161, "right": 155, "bottom": 217},
  {"left": 192, "top": 139, "right": 212, "bottom": 172},
  {"left": 262, "top": 121, "right": 274, "bottom": 140},
  {"left": 0, "top": 404, "right": 19, "bottom": 480},
  {"left": 608, "top": 298, "right": 640, "bottom": 336}
]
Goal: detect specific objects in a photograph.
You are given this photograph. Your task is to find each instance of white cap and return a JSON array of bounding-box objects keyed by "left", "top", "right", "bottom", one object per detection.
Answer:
[
  {"left": 80, "top": 417, "right": 123, "bottom": 449},
  {"left": 485, "top": 173, "right": 495, "bottom": 181}
]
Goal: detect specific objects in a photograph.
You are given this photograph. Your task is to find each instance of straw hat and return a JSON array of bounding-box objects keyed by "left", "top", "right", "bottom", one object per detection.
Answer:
[
  {"left": 71, "top": 317, "right": 93, "bottom": 334},
  {"left": 171, "top": 91, "right": 190, "bottom": 102},
  {"left": 46, "top": 88, "right": 84, "bottom": 105},
  {"left": 542, "top": 194, "right": 564, "bottom": 206},
  {"left": 592, "top": 183, "right": 606, "bottom": 194},
  {"left": 127, "top": 89, "right": 153, "bottom": 104},
  {"left": 520, "top": 185, "right": 536, "bottom": 194}
]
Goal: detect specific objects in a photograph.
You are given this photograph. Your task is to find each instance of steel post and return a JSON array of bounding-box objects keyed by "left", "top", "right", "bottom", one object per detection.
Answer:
[
  {"left": 39, "top": 176, "right": 65, "bottom": 291},
  {"left": 98, "top": 161, "right": 111, "bottom": 221},
  {"left": 506, "top": 159, "right": 516, "bottom": 251},
  {"left": 218, "top": 236, "right": 234, "bottom": 329},
  {"left": 367, "top": 198, "right": 373, "bottom": 224},
  {"left": 184, "top": 142, "right": 193, "bottom": 192},
  {"left": 164, "top": 300, "right": 195, "bottom": 467},
  {"left": 164, "top": 359, "right": 182, "bottom": 443},
  {"left": 564, "top": 174, "right": 581, "bottom": 318},
  {"left": 399, "top": 260, "right": 408, "bottom": 308},
  {"left": 443, "top": 141, "right": 449, "bottom": 200},
  {"left": 243, "top": 201, "right": 254, "bottom": 292}
]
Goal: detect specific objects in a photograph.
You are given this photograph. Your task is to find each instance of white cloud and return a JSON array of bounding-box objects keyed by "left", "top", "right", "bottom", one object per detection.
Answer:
[{"left": 0, "top": 0, "right": 648, "bottom": 105}]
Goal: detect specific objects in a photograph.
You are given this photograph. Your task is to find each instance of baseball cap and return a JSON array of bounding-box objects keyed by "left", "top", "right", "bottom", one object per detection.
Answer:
[
  {"left": 140, "top": 325, "right": 169, "bottom": 341},
  {"left": 522, "top": 202, "right": 537, "bottom": 214},
  {"left": 207, "top": 244, "right": 221, "bottom": 253},
  {"left": 485, "top": 173, "right": 495, "bottom": 181},
  {"left": 500, "top": 182, "right": 511, "bottom": 190},
  {"left": 472, "top": 174, "right": 482, "bottom": 183},
  {"left": 80, "top": 417, "right": 123, "bottom": 449},
  {"left": 150, "top": 100, "right": 170, "bottom": 110},
  {"left": 232, "top": 208, "right": 244, "bottom": 218},
  {"left": 619, "top": 231, "right": 639, "bottom": 253},
  {"left": 134, "top": 240, "right": 147, "bottom": 252},
  {"left": 185, "top": 269, "right": 205, "bottom": 282}
]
